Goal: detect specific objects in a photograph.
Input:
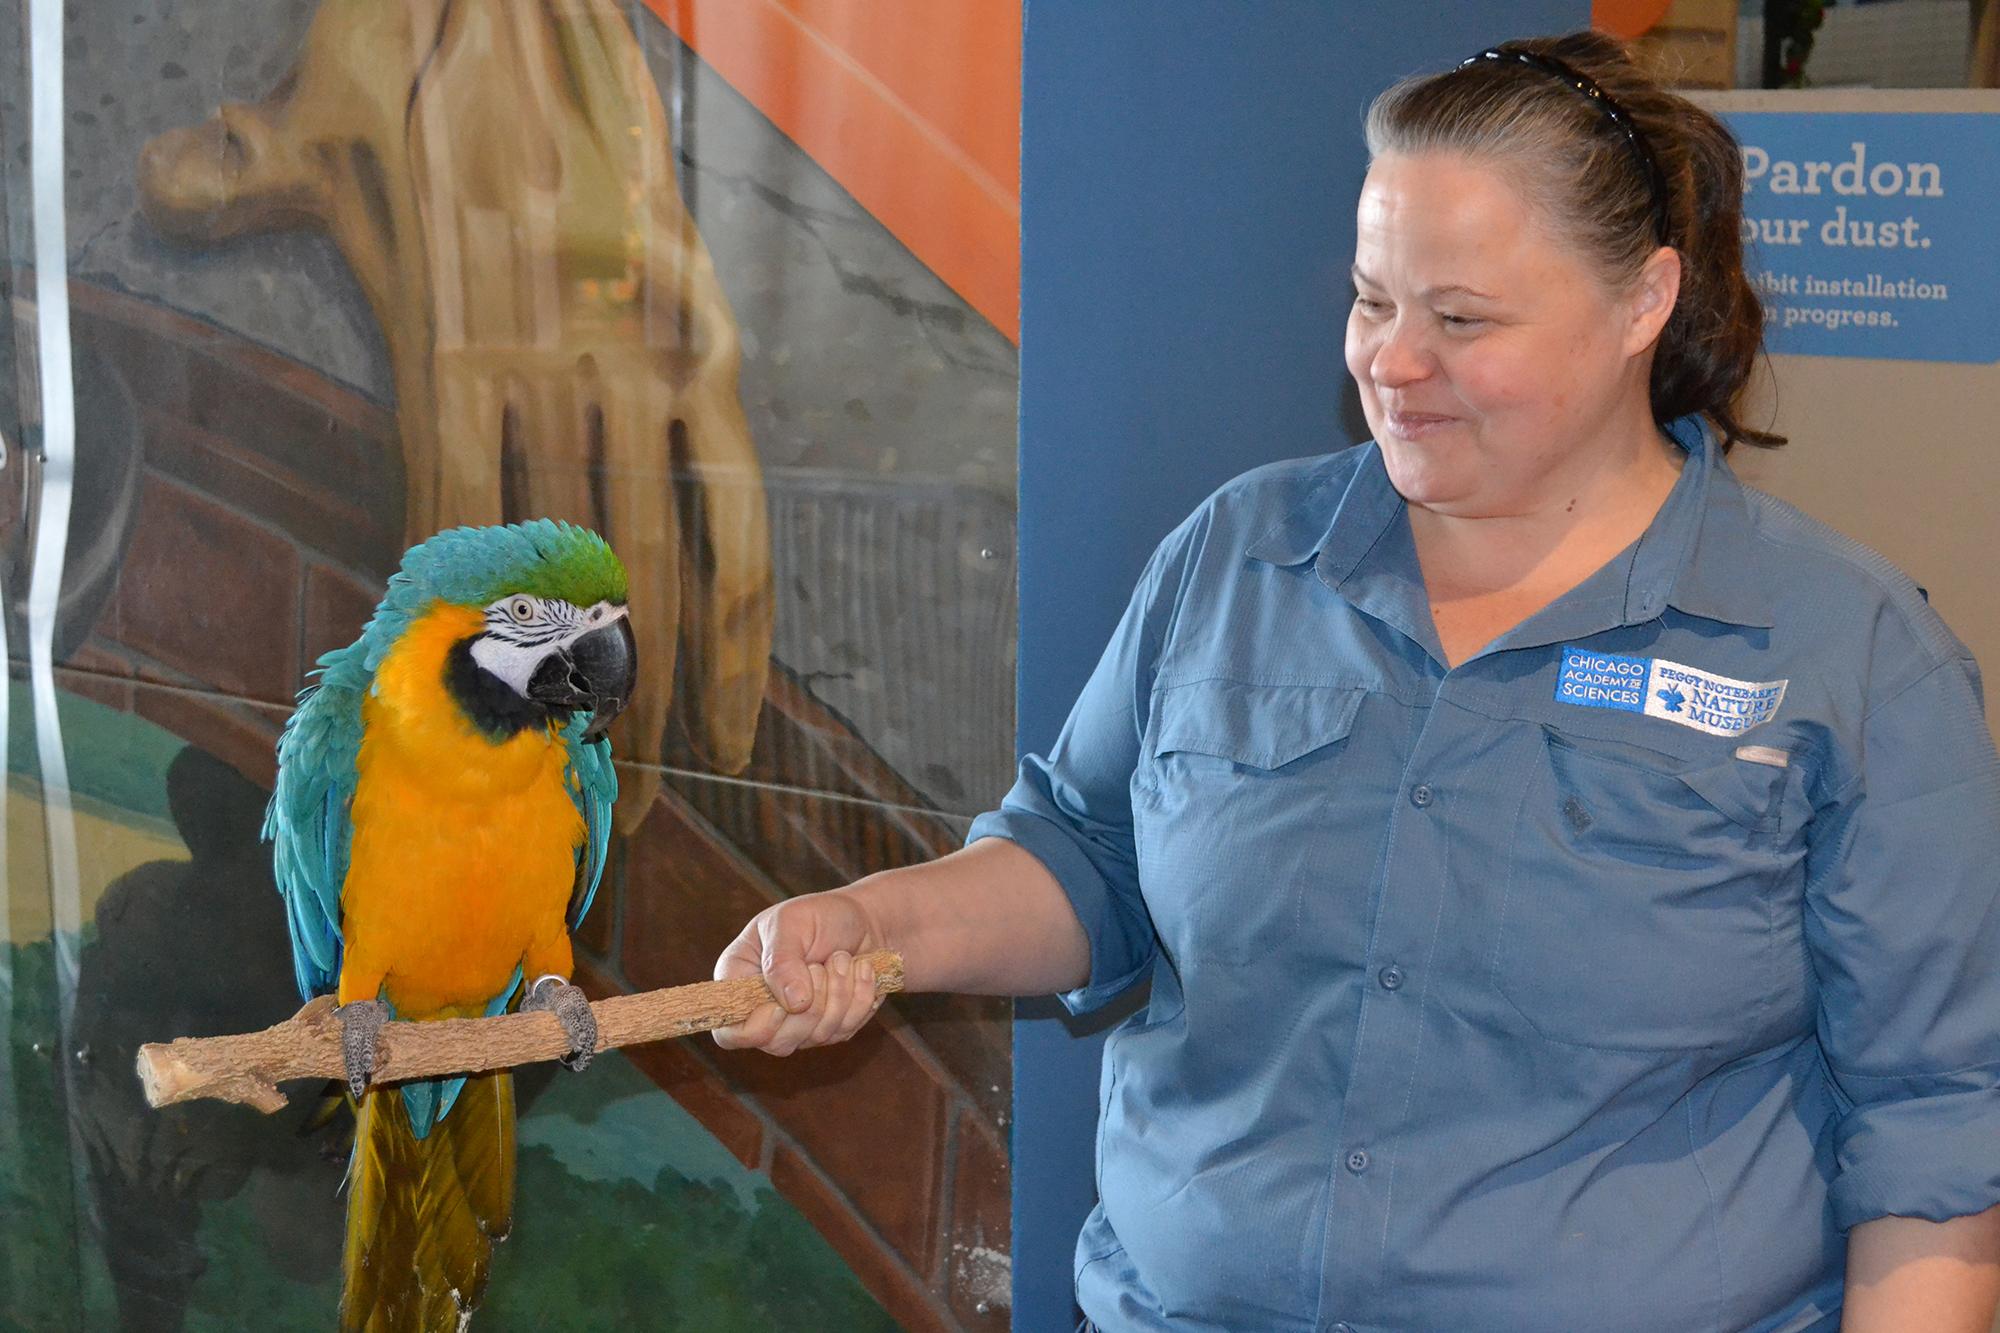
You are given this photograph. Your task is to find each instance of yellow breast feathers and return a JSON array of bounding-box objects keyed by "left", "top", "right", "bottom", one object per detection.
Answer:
[{"left": 337, "top": 602, "right": 586, "bottom": 1016}]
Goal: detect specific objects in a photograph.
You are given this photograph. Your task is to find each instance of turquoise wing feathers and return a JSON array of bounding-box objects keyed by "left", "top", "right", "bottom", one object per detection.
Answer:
[
  {"left": 262, "top": 643, "right": 368, "bottom": 1002},
  {"left": 560, "top": 714, "right": 617, "bottom": 931}
]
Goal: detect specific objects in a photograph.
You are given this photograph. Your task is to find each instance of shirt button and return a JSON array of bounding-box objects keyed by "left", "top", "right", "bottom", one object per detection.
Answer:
[
  {"left": 1345, "top": 1148, "right": 1370, "bottom": 1174},
  {"left": 1329, "top": 1324, "right": 1356, "bottom": 1333},
  {"left": 1409, "top": 783, "right": 1434, "bottom": 808},
  {"left": 1378, "top": 965, "right": 1405, "bottom": 991}
]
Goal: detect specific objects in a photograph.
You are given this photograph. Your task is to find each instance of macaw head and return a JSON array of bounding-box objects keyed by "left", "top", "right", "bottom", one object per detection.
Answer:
[{"left": 364, "top": 520, "right": 636, "bottom": 743}]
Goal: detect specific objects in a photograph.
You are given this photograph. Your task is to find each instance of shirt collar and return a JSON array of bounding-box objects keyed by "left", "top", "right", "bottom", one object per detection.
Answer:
[
  {"left": 1245, "top": 442, "right": 1401, "bottom": 574},
  {"left": 1652, "top": 417, "right": 1776, "bottom": 629},
  {"left": 1245, "top": 417, "right": 1775, "bottom": 634}
]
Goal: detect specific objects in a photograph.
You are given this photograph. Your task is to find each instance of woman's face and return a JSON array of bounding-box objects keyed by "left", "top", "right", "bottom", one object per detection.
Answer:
[{"left": 1345, "top": 150, "right": 1670, "bottom": 519}]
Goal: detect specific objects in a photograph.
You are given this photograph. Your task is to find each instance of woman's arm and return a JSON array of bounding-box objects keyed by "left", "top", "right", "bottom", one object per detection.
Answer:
[
  {"left": 1843, "top": 1206, "right": 2000, "bottom": 1331},
  {"left": 849, "top": 837, "right": 1093, "bottom": 995},
  {"left": 710, "top": 837, "right": 1091, "bottom": 1055},
  {"left": 710, "top": 479, "right": 1197, "bottom": 1056}
]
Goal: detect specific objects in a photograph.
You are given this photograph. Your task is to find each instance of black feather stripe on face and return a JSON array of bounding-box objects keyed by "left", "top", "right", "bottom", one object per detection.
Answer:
[
  {"left": 487, "top": 626, "right": 569, "bottom": 650},
  {"left": 444, "top": 637, "right": 555, "bottom": 741}
]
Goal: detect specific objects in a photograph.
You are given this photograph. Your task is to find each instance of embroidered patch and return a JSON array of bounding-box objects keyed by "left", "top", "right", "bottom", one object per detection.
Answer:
[
  {"left": 1556, "top": 647, "right": 1788, "bottom": 737},
  {"left": 1554, "top": 649, "right": 1649, "bottom": 714}
]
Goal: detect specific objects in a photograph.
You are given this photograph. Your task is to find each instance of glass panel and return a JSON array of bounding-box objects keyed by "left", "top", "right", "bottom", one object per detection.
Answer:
[
  {"left": 3, "top": 0, "right": 90, "bottom": 1322},
  {"left": 1, "top": 705, "right": 92, "bottom": 1326},
  {"left": 27, "top": 0, "right": 1018, "bottom": 1327}
]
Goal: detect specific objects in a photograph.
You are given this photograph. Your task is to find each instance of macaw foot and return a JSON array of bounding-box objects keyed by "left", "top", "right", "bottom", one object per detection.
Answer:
[
  {"left": 521, "top": 975, "right": 598, "bottom": 1072},
  {"left": 334, "top": 999, "right": 389, "bottom": 1101}
]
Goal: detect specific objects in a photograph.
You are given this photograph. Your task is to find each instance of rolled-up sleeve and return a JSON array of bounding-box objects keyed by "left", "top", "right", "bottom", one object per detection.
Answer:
[
  {"left": 1806, "top": 651, "right": 2000, "bottom": 1231},
  {"left": 966, "top": 523, "right": 1196, "bottom": 1014}
]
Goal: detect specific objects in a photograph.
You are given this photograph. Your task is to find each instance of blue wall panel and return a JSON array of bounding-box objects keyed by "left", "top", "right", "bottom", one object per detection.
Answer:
[{"left": 1014, "top": 4, "right": 1587, "bottom": 1326}]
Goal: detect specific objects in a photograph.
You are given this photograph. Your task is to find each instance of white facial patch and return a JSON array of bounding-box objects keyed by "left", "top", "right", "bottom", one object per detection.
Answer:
[{"left": 468, "top": 633, "right": 542, "bottom": 694}]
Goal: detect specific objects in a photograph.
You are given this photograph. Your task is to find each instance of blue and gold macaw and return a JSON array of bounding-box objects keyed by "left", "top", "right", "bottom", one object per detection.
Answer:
[{"left": 263, "top": 520, "right": 634, "bottom": 1331}]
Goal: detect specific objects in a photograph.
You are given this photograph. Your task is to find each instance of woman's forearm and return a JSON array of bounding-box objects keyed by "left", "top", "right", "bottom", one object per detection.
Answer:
[
  {"left": 1844, "top": 1206, "right": 2000, "bottom": 1331},
  {"left": 846, "top": 836, "right": 1092, "bottom": 996}
]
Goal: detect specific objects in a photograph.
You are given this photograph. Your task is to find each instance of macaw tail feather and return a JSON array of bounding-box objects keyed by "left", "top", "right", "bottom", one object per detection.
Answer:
[{"left": 340, "top": 1072, "right": 516, "bottom": 1332}]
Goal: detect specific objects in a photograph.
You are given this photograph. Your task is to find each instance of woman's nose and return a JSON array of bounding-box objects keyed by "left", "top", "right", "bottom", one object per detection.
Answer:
[{"left": 1370, "top": 319, "right": 1432, "bottom": 388}]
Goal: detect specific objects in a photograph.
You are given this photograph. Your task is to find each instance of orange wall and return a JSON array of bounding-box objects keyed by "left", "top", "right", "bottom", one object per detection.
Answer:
[{"left": 647, "top": 0, "right": 1021, "bottom": 342}]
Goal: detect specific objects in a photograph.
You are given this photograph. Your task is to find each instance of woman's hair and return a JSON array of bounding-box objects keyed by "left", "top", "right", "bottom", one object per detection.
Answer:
[{"left": 1365, "top": 31, "right": 1784, "bottom": 450}]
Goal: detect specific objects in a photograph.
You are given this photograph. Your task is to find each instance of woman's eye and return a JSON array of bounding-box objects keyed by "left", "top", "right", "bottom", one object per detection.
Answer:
[
  {"left": 1440, "top": 314, "right": 1485, "bottom": 329},
  {"left": 1354, "top": 297, "right": 1390, "bottom": 316}
]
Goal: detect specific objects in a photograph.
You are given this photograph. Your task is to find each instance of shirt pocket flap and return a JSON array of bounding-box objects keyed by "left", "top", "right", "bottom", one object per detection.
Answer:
[
  {"left": 1674, "top": 752, "right": 1791, "bottom": 834},
  {"left": 1543, "top": 725, "right": 1787, "bottom": 834},
  {"left": 1152, "top": 680, "right": 1366, "bottom": 770}
]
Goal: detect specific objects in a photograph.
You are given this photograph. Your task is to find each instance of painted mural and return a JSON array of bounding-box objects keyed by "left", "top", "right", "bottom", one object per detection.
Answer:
[{"left": 0, "top": 2, "right": 1018, "bottom": 1329}]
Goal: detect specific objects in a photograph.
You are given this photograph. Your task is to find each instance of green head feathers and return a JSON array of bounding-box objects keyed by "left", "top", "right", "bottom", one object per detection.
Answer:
[
  {"left": 398, "top": 520, "right": 628, "bottom": 609},
  {"left": 335, "top": 521, "right": 627, "bottom": 677}
]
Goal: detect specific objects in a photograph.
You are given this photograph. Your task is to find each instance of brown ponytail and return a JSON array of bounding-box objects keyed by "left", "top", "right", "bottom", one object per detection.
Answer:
[{"left": 1365, "top": 31, "right": 1785, "bottom": 450}]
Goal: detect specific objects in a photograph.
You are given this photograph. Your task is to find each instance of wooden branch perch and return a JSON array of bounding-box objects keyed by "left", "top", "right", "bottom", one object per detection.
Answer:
[{"left": 135, "top": 951, "right": 906, "bottom": 1113}]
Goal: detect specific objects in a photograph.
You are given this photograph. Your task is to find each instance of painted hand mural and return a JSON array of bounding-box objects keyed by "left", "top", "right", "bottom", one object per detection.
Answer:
[{"left": 134, "top": 0, "right": 773, "bottom": 824}]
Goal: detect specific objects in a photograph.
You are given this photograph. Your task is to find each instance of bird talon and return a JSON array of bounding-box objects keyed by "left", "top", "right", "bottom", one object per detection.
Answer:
[
  {"left": 521, "top": 975, "right": 597, "bottom": 1072},
  {"left": 335, "top": 999, "right": 389, "bottom": 1100}
]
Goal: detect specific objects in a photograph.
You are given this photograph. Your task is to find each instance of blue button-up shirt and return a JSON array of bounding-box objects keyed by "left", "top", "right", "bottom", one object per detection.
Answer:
[{"left": 970, "top": 421, "right": 2000, "bottom": 1332}]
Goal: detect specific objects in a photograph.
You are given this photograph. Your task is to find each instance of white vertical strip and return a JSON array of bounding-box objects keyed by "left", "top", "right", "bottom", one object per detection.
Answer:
[
  {"left": 26, "top": 0, "right": 81, "bottom": 1029},
  {"left": 0, "top": 446, "right": 11, "bottom": 1064}
]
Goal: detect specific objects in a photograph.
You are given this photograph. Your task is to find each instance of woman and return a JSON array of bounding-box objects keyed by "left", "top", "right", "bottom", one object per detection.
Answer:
[{"left": 713, "top": 32, "right": 2000, "bottom": 1331}]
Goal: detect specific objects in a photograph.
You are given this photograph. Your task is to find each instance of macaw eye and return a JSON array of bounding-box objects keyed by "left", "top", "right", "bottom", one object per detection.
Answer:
[{"left": 507, "top": 596, "right": 536, "bottom": 624}]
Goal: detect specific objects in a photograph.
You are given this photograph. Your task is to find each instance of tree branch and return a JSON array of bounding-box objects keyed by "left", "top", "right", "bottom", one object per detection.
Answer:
[{"left": 135, "top": 950, "right": 906, "bottom": 1113}]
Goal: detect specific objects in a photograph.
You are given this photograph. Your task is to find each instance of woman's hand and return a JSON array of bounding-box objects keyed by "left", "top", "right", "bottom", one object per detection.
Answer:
[
  {"left": 710, "top": 838, "right": 1091, "bottom": 1056},
  {"left": 711, "top": 891, "right": 888, "bottom": 1056}
]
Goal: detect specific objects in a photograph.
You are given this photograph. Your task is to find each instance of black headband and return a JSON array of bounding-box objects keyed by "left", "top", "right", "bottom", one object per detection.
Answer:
[{"left": 1458, "top": 47, "right": 1672, "bottom": 245}]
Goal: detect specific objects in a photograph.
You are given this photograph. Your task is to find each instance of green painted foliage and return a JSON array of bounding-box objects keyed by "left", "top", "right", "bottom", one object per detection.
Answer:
[
  {"left": 0, "top": 980, "right": 899, "bottom": 1333},
  {"left": 0, "top": 941, "right": 85, "bottom": 1333},
  {"left": 481, "top": 1148, "right": 901, "bottom": 1333}
]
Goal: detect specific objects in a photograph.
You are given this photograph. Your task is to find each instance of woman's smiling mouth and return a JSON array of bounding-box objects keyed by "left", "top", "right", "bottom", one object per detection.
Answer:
[{"left": 1385, "top": 409, "right": 1458, "bottom": 439}]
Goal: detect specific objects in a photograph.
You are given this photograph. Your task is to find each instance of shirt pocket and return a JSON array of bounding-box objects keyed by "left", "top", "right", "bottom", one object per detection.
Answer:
[
  {"left": 1492, "top": 724, "right": 1807, "bottom": 1051},
  {"left": 1133, "top": 680, "right": 1366, "bottom": 965}
]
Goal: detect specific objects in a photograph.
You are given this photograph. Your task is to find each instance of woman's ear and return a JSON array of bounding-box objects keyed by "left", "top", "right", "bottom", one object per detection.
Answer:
[{"left": 1625, "top": 245, "right": 1683, "bottom": 356}]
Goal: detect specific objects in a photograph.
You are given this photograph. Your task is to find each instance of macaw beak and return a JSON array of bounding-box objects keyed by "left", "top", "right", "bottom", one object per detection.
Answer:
[{"left": 527, "top": 616, "right": 636, "bottom": 742}]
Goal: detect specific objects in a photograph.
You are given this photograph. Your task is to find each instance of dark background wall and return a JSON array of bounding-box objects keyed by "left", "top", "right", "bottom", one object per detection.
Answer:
[{"left": 1012, "top": 3, "right": 1586, "bottom": 1326}]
